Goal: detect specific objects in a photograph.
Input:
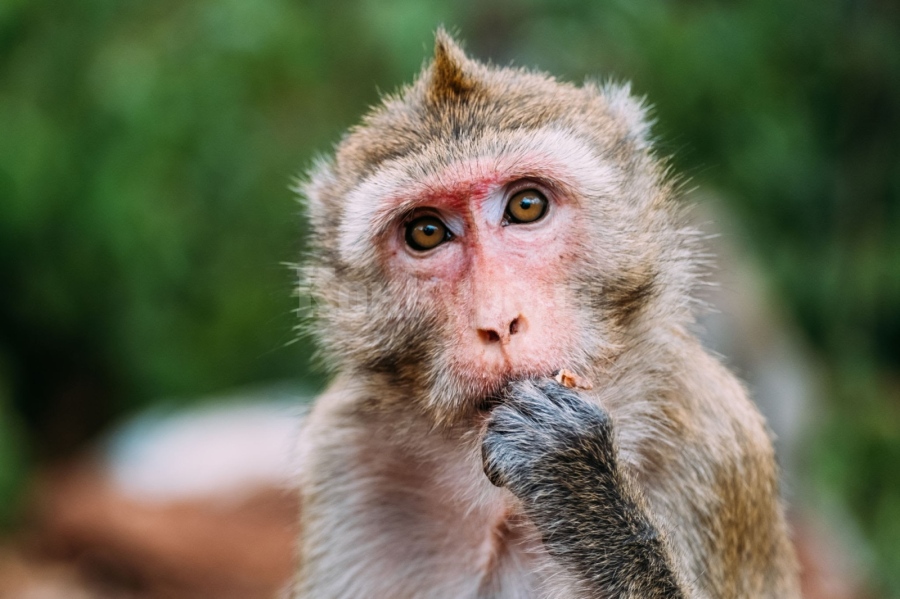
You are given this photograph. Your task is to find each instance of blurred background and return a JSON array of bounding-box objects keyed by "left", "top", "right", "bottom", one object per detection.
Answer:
[{"left": 0, "top": 0, "right": 898, "bottom": 597}]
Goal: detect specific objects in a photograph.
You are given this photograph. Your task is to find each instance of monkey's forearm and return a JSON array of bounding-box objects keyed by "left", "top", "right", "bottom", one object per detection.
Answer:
[
  {"left": 521, "top": 445, "right": 686, "bottom": 598},
  {"left": 482, "top": 379, "right": 688, "bottom": 599}
]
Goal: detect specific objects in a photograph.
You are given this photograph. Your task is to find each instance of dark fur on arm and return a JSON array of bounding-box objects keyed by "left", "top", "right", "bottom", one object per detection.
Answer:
[{"left": 482, "top": 379, "right": 687, "bottom": 599}]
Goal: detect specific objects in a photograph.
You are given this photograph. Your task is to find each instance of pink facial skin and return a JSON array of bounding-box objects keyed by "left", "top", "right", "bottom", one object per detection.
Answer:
[{"left": 381, "top": 163, "right": 591, "bottom": 402}]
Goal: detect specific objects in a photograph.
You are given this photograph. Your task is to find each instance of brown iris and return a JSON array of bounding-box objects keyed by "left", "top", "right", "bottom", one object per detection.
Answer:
[
  {"left": 506, "top": 189, "right": 548, "bottom": 224},
  {"left": 405, "top": 215, "right": 450, "bottom": 251}
]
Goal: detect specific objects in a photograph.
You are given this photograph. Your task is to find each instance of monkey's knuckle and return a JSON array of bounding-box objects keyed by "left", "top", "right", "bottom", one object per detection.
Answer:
[
  {"left": 505, "top": 378, "right": 540, "bottom": 397},
  {"left": 482, "top": 430, "right": 514, "bottom": 457},
  {"left": 481, "top": 454, "right": 506, "bottom": 487},
  {"left": 490, "top": 401, "right": 523, "bottom": 421},
  {"left": 492, "top": 400, "right": 555, "bottom": 433},
  {"left": 505, "top": 380, "right": 552, "bottom": 408},
  {"left": 482, "top": 441, "right": 534, "bottom": 490},
  {"left": 579, "top": 401, "right": 612, "bottom": 430},
  {"left": 548, "top": 388, "right": 611, "bottom": 429},
  {"left": 483, "top": 421, "right": 519, "bottom": 453}
]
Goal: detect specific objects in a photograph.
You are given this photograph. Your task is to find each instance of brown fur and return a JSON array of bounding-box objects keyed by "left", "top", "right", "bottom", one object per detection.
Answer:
[{"left": 294, "top": 30, "right": 800, "bottom": 598}]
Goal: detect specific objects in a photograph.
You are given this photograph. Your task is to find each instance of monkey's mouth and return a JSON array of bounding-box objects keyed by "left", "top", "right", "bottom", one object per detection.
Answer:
[
  {"left": 472, "top": 367, "right": 577, "bottom": 413},
  {"left": 474, "top": 392, "right": 503, "bottom": 413},
  {"left": 470, "top": 372, "right": 526, "bottom": 414}
]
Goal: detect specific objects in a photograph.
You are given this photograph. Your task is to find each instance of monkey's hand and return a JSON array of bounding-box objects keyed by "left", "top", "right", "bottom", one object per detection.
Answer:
[{"left": 481, "top": 379, "right": 687, "bottom": 599}]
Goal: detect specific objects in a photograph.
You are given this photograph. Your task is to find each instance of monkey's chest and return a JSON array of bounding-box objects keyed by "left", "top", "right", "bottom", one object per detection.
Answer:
[
  {"left": 392, "top": 492, "right": 550, "bottom": 599},
  {"left": 342, "top": 447, "right": 555, "bottom": 597},
  {"left": 402, "top": 466, "right": 562, "bottom": 599},
  {"left": 469, "top": 506, "right": 550, "bottom": 598},
  {"left": 312, "top": 424, "right": 567, "bottom": 597}
]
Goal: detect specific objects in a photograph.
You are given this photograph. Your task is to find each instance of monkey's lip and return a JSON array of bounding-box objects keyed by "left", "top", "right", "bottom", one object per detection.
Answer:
[{"left": 474, "top": 393, "right": 503, "bottom": 413}]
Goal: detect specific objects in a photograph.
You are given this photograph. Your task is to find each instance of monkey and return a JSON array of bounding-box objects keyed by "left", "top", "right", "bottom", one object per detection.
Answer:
[{"left": 292, "top": 30, "right": 801, "bottom": 599}]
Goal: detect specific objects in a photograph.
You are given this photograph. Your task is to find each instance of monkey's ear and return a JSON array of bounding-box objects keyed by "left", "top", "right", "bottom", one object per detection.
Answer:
[{"left": 428, "top": 28, "right": 478, "bottom": 102}]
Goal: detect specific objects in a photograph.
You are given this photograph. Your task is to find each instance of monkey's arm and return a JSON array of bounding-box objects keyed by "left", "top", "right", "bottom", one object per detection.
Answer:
[{"left": 482, "top": 379, "right": 689, "bottom": 599}]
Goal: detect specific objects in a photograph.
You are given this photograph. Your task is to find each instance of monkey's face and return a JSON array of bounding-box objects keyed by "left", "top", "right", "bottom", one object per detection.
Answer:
[
  {"left": 382, "top": 152, "right": 595, "bottom": 414},
  {"left": 311, "top": 127, "right": 667, "bottom": 424}
]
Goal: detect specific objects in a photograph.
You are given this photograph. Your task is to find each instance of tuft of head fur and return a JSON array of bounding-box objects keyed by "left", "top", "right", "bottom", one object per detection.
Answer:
[{"left": 428, "top": 29, "right": 478, "bottom": 103}]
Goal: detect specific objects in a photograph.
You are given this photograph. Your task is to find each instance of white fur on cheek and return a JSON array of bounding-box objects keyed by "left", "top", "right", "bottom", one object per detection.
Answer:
[{"left": 336, "top": 127, "right": 623, "bottom": 267}]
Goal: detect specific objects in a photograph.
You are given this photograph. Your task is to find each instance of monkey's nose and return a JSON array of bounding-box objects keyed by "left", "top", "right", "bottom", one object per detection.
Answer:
[{"left": 477, "top": 315, "right": 525, "bottom": 345}]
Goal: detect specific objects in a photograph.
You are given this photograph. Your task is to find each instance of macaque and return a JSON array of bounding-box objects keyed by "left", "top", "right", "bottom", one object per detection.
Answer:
[{"left": 293, "top": 30, "right": 800, "bottom": 598}]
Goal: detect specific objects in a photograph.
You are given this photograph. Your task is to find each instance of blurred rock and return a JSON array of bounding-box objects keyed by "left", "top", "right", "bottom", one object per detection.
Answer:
[
  {"left": 14, "top": 392, "right": 306, "bottom": 599},
  {"left": 103, "top": 395, "right": 306, "bottom": 503},
  {"left": 0, "top": 546, "right": 97, "bottom": 599},
  {"left": 33, "top": 463, "right": 297, "bottom": 599},
  {"left": 795, "top": 514, "right": 874, "bottom": 599}
]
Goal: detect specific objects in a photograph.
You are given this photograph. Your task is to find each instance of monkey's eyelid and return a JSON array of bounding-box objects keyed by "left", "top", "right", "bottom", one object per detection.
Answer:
[{"left": 504, "top": 176, "right": 572, "bottom": 202}]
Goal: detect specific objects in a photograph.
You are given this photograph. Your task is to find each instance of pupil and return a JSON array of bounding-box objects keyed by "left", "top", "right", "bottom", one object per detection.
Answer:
[
  {"left": 520, "top": 198, "right": 534, "bottom": 210},
  {"left": 422, "top": 225, "right": 437, "bottom": 236}
]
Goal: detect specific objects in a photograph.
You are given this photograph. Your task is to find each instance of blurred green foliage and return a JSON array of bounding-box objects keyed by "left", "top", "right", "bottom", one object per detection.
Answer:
[{"left": 0, "top": 0, "right": 898, "bottom": 592}]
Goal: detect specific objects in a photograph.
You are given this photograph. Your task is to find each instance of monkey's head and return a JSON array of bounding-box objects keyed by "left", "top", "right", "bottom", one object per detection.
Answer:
[{"left": 301, "top": 31, "right": 698, "bottom": 426}]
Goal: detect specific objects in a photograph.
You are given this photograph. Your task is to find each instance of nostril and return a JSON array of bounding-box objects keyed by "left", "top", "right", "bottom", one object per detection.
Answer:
[
  {"left": 479, "top": 329, "right": 501, "bottom": 343},
  {"left": 478, "top": 316, "right": 524, "bottom": 344}
]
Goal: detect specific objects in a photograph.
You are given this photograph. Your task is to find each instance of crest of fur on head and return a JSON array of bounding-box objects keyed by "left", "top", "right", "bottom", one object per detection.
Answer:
[
  {"left": 428, "top": 29, "right": 478, "bottom": 103},
  {"left": 299, "top": 29, "right": 702, "bottom": 422}
]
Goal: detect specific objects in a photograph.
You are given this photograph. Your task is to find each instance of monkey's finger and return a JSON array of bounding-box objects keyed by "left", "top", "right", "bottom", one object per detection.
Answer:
[
  {"left": 505, "top": 378, "right": 585, "bottom": 423},
  {"left": 534, "top": 378, "right": 612, "bottom": 425},
  {"left": 481, "top": 443, "right": 506, "bottom": 488}
]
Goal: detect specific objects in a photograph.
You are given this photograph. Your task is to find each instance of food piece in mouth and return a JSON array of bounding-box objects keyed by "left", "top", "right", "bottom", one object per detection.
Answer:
[{"left": 553, "top": 369, "right": 594, "bottom": 390}]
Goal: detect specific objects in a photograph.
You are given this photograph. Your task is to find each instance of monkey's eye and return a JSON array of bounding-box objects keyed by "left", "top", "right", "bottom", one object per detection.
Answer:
[
  {"left": 505, "top": 189, "right": 548, "bottom": 224},
  {"left": 405, "top": 215, "right": 451, "bottom": 251}
]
